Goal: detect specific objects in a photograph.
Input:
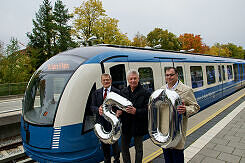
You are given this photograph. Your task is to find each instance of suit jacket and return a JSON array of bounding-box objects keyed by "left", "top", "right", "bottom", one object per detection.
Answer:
[
  {"left": 161, "top": 81, "right": 200, "bottom": 149},
  {"left": 91, "top": 86, "right": 120, "bottom": 132}
]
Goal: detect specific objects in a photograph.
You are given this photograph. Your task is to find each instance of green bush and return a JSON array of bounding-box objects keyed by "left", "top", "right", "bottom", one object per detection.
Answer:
[{"left": 0, "top": 82, "right": 27, "bottom": 96}]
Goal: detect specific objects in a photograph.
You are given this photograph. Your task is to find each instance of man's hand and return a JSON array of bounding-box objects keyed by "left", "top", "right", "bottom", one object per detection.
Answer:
[
  {"left": 116, "top": 110, "right": 122, "bottom": 117},
  {"left": 99, "top": 106, "right": 103, "bottom": 115},
  {"left": 177, "top": 103, "right": 186, "bottom": 114},
  {"left": 126, "top": 106, "right": 136, "bottom": 115}
]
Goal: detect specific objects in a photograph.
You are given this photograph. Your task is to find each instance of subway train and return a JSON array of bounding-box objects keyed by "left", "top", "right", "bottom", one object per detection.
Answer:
[{"left": 21, "top": 45, "right": 245, "bottom": 162}]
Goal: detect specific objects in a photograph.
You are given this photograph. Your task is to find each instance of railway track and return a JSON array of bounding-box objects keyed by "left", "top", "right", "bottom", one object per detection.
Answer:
[
  {"left": 0, "top": 136, "right": 33, "bottom": 163},
  {"left": 0, "top": 107, "right": 33, "bottom": 162}
]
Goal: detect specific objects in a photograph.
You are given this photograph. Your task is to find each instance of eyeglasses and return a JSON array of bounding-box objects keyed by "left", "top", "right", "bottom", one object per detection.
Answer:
[{"left": 165, "top": 73, "right": 176, "bottom": 77}]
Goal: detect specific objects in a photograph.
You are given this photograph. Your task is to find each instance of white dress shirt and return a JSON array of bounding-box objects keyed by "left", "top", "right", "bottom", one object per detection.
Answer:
[{"left": 103, "top": 86, "right": 111, "bottom": 97}]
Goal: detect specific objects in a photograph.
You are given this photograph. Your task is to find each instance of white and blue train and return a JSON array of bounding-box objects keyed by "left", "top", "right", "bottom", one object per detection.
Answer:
[{"left": 21, "top": 45, "right": 245, "bottom": 162}]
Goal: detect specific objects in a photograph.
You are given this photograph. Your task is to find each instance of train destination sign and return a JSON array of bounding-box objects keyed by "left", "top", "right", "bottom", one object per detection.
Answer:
[{"left": 47, "top": 63, "right": 70, "bottom": 71}]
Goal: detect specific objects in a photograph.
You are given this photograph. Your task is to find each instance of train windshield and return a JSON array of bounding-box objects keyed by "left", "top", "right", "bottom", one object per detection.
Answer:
[{"left": 23, "top": 55, "right": 83, "bottom": 125}]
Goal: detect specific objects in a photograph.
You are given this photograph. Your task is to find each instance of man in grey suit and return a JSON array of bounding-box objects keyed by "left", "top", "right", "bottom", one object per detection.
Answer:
[
  {"left": 161, "top": 67, "right": 200, "bottom": 163},
  {"left": 91, "top": 73, "right": 121, "bottom": 163}
]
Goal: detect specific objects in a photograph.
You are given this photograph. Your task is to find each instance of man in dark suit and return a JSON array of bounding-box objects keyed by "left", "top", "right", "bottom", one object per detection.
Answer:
[{"left": 91, "top": 73, "right": 121, "bottom": 163}]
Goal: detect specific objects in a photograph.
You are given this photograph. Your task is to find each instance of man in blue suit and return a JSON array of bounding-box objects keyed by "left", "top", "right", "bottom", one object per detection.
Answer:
[{"left": 91, "top": 73, "right": 121, "bottom": 163}]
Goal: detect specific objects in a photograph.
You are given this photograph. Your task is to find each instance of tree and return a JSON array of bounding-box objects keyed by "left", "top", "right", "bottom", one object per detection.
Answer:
[
  {"left": 27, "top": 0, "right": 76, "bottom": 70},
  {"left": 206, "top": 43, "right": 231, "bottom": 57},
  {"left": 224, "top": 43, "right": 245, "bottom": 59},
  {"left": 73, "top": 0, "right": 105, "bottom": 44},
  {"left": 147, "top": 28, "right": 181, "bottom": 51},
  {"left": 5, "top": 38, "right": 20, "bottom": 83},
  {"left": 206, "top": 43, "right": 245, "bottom": 59},
  {"left": 72, "top": 0, "right": 130, "bottom": 46},
  {"left": 0, "top": 56, "right": 7, "bottom": 83},
  {"left": 5, "top": 38, "right": 20, "bottom": 56},
  {"left": 0, "top": 41, "right": 4, "bottom": 60},
  {"left": 178, "top": 33, "right": 208, "bottom": 53},
  {"left": 27, "top": 0, "right": 54, "bottom": 68},
  {"left": 53, "top": 0, "right": 77, "bottom": 53},
  {"left": 201, "top": 44, "right": 210, "bottom": 54},
  {"left": 94, "top": 17, "right": 131, "bottom": 45},
  {"left": 131, "top": 32, "right": 147, "bottom": 47},
  {"left": 0, "top": 41, "right": 5, "bottom": 83},
  {"left": 0, "top": 38, "right": 32, "bottom": 83}
]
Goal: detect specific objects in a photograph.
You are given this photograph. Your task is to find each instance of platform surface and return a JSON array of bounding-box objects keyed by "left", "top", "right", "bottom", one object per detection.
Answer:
[{"left": 111, "top": 88, "right": 245, "bottom": 163}]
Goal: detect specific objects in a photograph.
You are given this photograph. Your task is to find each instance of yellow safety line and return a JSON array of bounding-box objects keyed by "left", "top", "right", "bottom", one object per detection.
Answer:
[
  {"left": 143, "top": 148, "right": 162, "bottom": 163},
  {"left": 142, "top": 94, "right": 245, "bottom": 163},
  {"left": 186, "top": 93, "right": 244, "bottom": 136}
]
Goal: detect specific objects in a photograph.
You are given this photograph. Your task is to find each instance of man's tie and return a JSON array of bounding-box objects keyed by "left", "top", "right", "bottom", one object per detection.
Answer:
[{"left": 103, "top": 88, "right": 108, "bottom": 100}]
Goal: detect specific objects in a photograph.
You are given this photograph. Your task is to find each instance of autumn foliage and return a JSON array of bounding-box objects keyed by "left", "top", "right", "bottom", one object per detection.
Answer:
[
  {"left": 72, "top": 0, "right": 130, "bottom": 46},
  {"left": 131, "top": 32, "right": 147, "bottom": 47},
  {"left": 178, "top": 33, "right": 208, "bottom": 54}
]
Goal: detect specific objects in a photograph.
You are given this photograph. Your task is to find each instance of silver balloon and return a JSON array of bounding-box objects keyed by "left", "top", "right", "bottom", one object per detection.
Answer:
[
  {"left": 148, "top": 88, "right": 183, "bottom": 148},
  {"left": 94, "top": 92, "right": 132, "bottom": 144}
]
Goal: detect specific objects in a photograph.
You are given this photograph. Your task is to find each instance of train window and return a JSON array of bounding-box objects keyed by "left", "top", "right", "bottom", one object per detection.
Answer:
[
  {"left": 239, "top": 64, "right": 243, "bottom": 80},
  {"left": 206, "top": 66, "right": 216, "bottom": 84},
  {"left": 110, "top": 64, "right": 127, "bottom": 90},
  {"left": 138, "top": 67, "right": 154, "bottom": 93},
  {"left": 190, "top": 66, "right": 203, "bottom": 88},
  {"left": 176, "top": 66, "right": 184, "bottom": 83},
  {"left": 23, "top": 72, "right": 73, "bottom": 125},
  {"left": 82, "top": 83, "right": 96, "bottom": 134},
  {"left": 23, "top": 55, "right": 82, "bottom": 125},
  {"left": 222, "top": 65, "right": 226, "bottom": 81},
  {"left": 218, "top": 66, "right": 222, "bottom": 82},
  {"left": 244, "top": 65, "right": 245, "bottom": 80},
  {"left": 233, "top": 64, "right": 239, "bottom": 81},
  {"left": 227, "top": 65, "right": 233, "bottom": 80}
]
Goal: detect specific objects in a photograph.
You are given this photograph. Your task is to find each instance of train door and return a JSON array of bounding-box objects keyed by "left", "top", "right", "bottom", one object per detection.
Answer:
[
  {"left": 217, "top": 64, "right": 226, "bottom": 97},
  {"left": 173, "top": 62, "right": 188, "bottom": 86},
  {"left": 233, "top": 64, "right": 240, "bottom": 90},
  {"left": 128, "top": 61, "right": 162, "bottom": 91},
  {"left": 158, "top": 58, "right": 187, "bottom": 87},
  {"left": 80, "top": 56, "right": 129, "bottom": 160},
  {"left": 101, "top": 56, "right": 129, "bottom": 90},
  {"left": 243, "top": 64, "right": 245, "bottom": 87},
  {"left": 239, "top": 64, "right": 244, "bottom": 88},
  {"left": 158, "top": 59, "right": 173, "bottom": 85}
]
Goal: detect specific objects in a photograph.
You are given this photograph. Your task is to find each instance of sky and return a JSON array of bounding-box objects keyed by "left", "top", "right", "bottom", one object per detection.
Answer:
[{"left": 1, "top": 0, "right": 245, "bottom": 49}]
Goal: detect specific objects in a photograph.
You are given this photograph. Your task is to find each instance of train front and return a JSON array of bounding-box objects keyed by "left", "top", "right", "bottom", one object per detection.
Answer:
[{"left": 21, "top": 52, "right": 102, "bottom": 162}]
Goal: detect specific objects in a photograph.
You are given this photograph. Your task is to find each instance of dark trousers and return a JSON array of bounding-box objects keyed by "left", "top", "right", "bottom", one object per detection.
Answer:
[
  {"left": 101, "top": 141, "right": 120, "bottom": 163},
  {"left": 163, "top": 148, "right": 184, "bottom": 163},
  {"left": 121, "top": 134, "right": 143, "bottom": 163}
]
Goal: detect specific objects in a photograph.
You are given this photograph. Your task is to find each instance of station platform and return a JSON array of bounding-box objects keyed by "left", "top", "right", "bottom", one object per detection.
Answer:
[{"left": 186, "top": 101, "right": 245, "bottom": 163}]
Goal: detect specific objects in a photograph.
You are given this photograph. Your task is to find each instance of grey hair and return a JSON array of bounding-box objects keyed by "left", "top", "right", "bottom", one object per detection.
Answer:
[{"left": 127, "top": 69, "right": 139, "bottom": 79}]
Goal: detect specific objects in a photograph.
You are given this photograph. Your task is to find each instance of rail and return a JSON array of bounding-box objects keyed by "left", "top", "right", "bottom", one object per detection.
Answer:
[{"left": 0, "top": 136, "right": 32, "bottom": 163}]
